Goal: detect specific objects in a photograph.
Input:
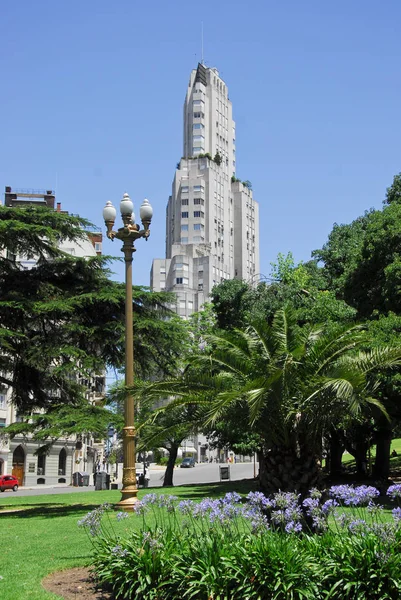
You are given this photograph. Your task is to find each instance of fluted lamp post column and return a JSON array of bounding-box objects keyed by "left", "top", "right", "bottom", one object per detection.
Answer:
[{"left": 103, "top": 193, "right": 153, "bottom": 511}]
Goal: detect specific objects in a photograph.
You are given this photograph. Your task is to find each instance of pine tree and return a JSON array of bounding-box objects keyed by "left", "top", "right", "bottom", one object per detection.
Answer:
[{"left": 0, "top": 205, "right": 187, "bottom": 438}]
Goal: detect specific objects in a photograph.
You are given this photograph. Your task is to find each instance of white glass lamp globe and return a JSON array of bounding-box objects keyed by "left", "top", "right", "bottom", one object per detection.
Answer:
[
  {"left": 120, "top": 193, "right": 135, "bottom": 221},
  {"left": 140, "top": 198, "right": 153, "bottom": 222},
  {"left": 103, "top": 201, "right": 117, "bottom": 222}
]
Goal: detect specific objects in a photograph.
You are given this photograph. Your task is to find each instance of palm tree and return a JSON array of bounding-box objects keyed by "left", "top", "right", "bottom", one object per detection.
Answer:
[{"left": 139, "top": 309, "right": 401, "bottom": 495}]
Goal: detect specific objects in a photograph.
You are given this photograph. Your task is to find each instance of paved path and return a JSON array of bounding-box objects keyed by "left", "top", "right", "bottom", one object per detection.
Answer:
[{"left": 2, "top": 462, "right": 258, "bottom": 497}]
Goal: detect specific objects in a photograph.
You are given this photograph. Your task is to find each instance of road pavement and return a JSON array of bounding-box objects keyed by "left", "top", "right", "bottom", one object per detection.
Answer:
[{"left": 2, "top": 461, "right": 258, "bottom": 497}]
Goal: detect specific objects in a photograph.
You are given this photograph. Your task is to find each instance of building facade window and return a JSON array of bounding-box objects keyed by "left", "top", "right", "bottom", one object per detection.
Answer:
[
  {"left": 193, "top": 185, "right": 204, "bottom": 192},
  {"left": 180, "top": 237, "right": 188, "bottom": 243},
  {"left": 193, "top": 198, "right": 204, "bottom": 205},
  {"left": 176, "top": 277, "right": 183, "bottom": 284},
  {"left": 181, "top": 225, "right": 188, "bottom": 231},
  {"left": 193, "top": 123, "right": 204, "bottom": 129},
  {"left": 37, "top": 451, "right": 46, "bottom": 476},
  {"left": 181, "top": 199, "right": 189, "bottom": 205},
  {"left": 192, "top": 147, "right": 203, "bottom": 154},
  {"left": 193, "top": 112, "right": 204, "bottom": 119},
  {"left": 194, "top": 224, "right": 204, "bottom": 231},
  {"left": 193, "top": 135, "right": 205, "bottom": 142},
  {"left": 181, "top": 186, "right": 189, "bottom": 192},
  {"left": 194, "top": 211, "right": 204, "bottom": 218},
  {"left": 0, "top": 394, "right": 6, "bottom": 410},
  {"left": 181, "top": 212, "right": 188, "bottom": 218},
  {"left": 0, "top": 418, "right": 6, "bottom": 428},
  {"left": 58, "top": 448, "right": 67, "bottom": 476}
]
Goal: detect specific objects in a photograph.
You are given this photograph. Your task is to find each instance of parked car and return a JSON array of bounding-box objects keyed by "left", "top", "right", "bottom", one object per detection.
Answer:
[
  {"left": 0, "top": 475, "right": 19, "bottom": 492},
  {"left": 180, "top": 457, "right": 196, "bottom": 468}
]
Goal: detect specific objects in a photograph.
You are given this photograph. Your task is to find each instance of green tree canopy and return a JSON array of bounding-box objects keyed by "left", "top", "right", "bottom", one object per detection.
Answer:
[
  {"left": 139, "top": 309, "right": 401, "bottom": 494},
  {"left": 0, "top": 205, "right": 187, "bottom": 439}
]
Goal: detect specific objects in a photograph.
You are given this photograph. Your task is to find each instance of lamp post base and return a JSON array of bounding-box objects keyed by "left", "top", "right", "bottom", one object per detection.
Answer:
[{"left": 115, "top": 487, "right": 139, "bottom": 512}]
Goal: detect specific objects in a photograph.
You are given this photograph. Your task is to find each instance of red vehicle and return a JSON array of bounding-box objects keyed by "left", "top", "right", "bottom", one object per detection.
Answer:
[{"left": 0, "top": 475, "right": 19, "bottom": 492}]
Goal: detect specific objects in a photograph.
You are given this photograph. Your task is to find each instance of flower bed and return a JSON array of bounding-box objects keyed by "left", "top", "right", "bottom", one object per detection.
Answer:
[{"left": 79, "top": 485, "right": 401, "bottom": 599}]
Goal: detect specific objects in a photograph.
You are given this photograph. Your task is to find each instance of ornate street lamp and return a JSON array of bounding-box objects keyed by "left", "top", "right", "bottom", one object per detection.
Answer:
[{"left": 103, "top": 193, "right": 153, "bottom": 510}]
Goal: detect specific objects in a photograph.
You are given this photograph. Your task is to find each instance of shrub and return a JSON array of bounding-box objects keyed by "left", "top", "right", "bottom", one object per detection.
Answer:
[{"left": 79, "top": 485, "right": 401, "bottom": 599}]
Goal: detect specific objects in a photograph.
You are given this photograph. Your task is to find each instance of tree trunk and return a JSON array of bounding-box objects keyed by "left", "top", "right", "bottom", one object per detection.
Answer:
[
  {"left": 354, "top": 440, "right": 369, "bottom": 476},
  {"left": 327, "top": 428, "right": 344, "bottom": 477},
  {"left": 373, "top": 418, "right": 392, "bottom": 480},
  {"left": 259, "top": 445, "right": 323, "bottom": 497},
  {"left": 163, "top": 445, "right": 179, "bottom": 487}
]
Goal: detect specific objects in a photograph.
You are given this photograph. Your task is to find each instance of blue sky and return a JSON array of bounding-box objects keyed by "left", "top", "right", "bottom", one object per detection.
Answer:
[{"left": 1, "top": 0, "right": 400, "bottom": 285}]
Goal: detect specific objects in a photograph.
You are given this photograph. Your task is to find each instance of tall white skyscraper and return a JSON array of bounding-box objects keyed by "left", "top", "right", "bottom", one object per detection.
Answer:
[{"left": 151, "top": 63, "right": 260, "bottom": 318}]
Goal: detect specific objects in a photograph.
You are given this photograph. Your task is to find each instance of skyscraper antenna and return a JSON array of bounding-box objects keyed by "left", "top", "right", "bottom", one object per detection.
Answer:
[{"left": 201, "top": 21, "right": 204, "bottom": 65}]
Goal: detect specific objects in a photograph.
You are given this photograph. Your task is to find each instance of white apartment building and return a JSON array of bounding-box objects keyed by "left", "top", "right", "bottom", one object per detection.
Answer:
[
  {"left": 151, "top": 63, "right": 260, "bottom": 319},
  {"left": 0, "top": 187, "right": 106, "bottom": 486}
]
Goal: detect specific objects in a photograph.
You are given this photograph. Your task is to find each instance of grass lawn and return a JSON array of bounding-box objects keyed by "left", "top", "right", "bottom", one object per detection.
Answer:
[
  {"left": 1, "top": 449, "right": 399, "bottom": 600},
  {"left": 0, "top": 480, "right": 257, "bottom": 600}
]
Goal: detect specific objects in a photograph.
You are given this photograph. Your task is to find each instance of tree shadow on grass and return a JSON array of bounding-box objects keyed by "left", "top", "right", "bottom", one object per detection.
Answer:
[
  {"left": 0, "top": 503, "right": 104, "bottom": 519},
  {"left": 158, "top": 478, "right": 260, "bottom": 500},
  {"left": 0, "top": 479, "right": 259, "bottom": 518}
]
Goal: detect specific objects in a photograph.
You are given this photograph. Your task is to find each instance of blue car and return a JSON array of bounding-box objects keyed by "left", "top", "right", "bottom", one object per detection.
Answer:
[{"left": 180, "top": 457, "right": 196, "bottom": 468}]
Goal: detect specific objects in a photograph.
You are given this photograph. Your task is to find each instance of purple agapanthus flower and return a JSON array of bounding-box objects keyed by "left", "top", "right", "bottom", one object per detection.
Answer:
[
  {"left": 285, "top": 521, "right": 302, "bottom": 534},
  {"left": 387, "top": 484, "right": 401, "bottom": 501},
  {"left": 392, "top": 507, "right": 401, "bottom": 522},
  {"left": 273, "top": 491, "right": 300, "bottom": 510},
  {"left": 330, "top": 485, "right": 379, "bottom": 506},
  {"left": 223, "top": 492, "right": 242, "bottom": 504},
  {"left": 116, "top": 511, "right": 129, "bottom": 521},
  {"left": 178, "top": 500, "right": 195, "bottom": 515},
  {"left": 348, "top": 519, "right": 367, "bottom": 534},
  {"left": 77, "top": 504, "right": 110, "bottom": 536},
  {"left": 246, "top": 491, "right": 275, "bottom": 510}
]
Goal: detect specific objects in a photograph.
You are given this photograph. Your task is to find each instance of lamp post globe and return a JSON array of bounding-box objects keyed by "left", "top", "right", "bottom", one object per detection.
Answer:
[
  {"left": 103, "top": 201, "right": 117, "bottom": 222},
  {"left": 140, "top": 198, "right": 153, "bottom": 222},
  {"left": 120, "top": 193, "right": 135, "bottom": 223}
]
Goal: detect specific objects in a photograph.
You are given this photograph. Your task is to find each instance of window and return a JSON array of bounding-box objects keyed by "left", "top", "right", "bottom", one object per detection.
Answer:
[
  {"left": 193, "top": 185, "right": 204, "bottom": 192},
  {"left": 194, "top": 211, "right": 204, "bottom": 218},
  {"left": 180, "top": 237, "right": 188, "bottom": 243},
  {"left": 193, "top": 123, "right": 204, "bottom": 129},
  {"left": 193, "top": 112, "right": 204, "bottom": 119},
  {"left": 181, "top": 186, "right": 189, "bottom": 192},
  {"left": 181, "top": 199, "right": 189, "bottom": 205},
  {"left": 192, "top": 147, "right": 203, "bottom": 154},
  {"left": 193, "top": 135, "right": 204, "bottom": 142},
  {"left": 0, "top": 394, "right": 6, "bottom": 410},
  {"left": 94, "top": 242, "right": 102, "bottom": 252},
  {"left": 193, "top": 99, "right": 204, "bottom": 106},
  {"left": 37, "top": 450, "right": 46, "bottom": 476},
  {"left": 193, "top": 198, "right": 204, "bottom": 205},
  {"left": 176, "top": 278, "right": 183, "bottom": 284},
  {"left": 181, "top": 225, "right": 188, "bottom": 231},
  {"left": 0, "top": 418, "right": 6, "bottom": 428},
  {"left": 58, "top": 449, "right": 66, "bottom": 476},
  {"left": 194, "top": 224, "right": 204, "bottom": 231},
  {"left": 181, "top": 212, "right": 188, "bottom": 218},
  {"left": 174, "top": 262, "right": 185, "bottom": 270}
]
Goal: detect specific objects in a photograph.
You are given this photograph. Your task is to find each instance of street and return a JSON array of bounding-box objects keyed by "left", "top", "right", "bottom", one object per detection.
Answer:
[{"left": 4, "top": 461, "right": 258, "bottom": 497}]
